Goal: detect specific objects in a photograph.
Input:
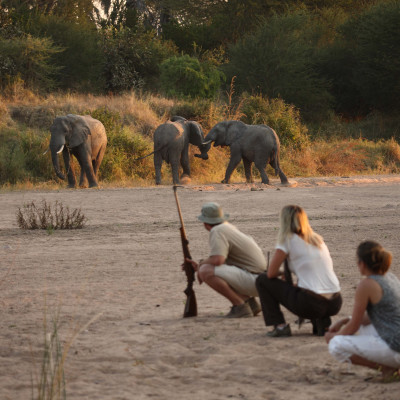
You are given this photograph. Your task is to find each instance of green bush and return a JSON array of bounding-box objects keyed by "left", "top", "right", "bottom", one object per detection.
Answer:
[
  {"left": 0, "top": 35, "right": 61, "bottom": 92},
  {"left": 225, "top": 10, "right": 333, "bottom": 119},
  {"left": 160, "top": 54, "right": 225, "bottom": 99},
  {"left": 89, "top": 107, "right": 123, "bottom": 135},
  {"left": 101, "top": 127, "right": 153, "bottom": 181},
  {"left": 26, "top": 15, "right": 104, "bottom": 92},
  {"left": 89, "top": 107, "right": 154, "bottom": 180},
  {"left": 0, "top": 126, "right": 53, "bottom": 184},
  {"left": 240, "top": 94, "right": 309, "bottom": 147},
  {"left": 101, "top": 28, "right": 177, "bottom": 93},
  {"left": 320, "top": 2, "right": 400, "bottom": 115},
  {"left": 170, "top": 98, "right": 220, "bottom": 128},
  {"left": 341, "top": 2, "right": 400, "bottom": 112}
]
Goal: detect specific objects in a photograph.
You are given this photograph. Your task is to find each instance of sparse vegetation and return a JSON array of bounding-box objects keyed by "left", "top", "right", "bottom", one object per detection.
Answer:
[
  {"left": 17, "top": 200, "right": 86, "bottom": 230},
  {"left": 32, "top": 303, "right": 102, "bottom": 400},
  {"left": 34, "top": 313, "right": 67, "bottom": 400}
]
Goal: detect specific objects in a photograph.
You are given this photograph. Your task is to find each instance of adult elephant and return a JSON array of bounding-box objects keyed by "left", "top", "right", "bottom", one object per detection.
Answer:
[
  {"left": 152, "top": 116, "right": 210, "bottom": 185},
  {"left": 197, "top": 120, "right": 288, "bottom": 185},
  {"left": 47, "top": 114, "right": 107, "bottom": 188}
]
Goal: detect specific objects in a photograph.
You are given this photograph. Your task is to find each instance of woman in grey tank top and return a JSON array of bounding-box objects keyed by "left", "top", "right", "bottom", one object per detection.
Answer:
[{"left": 326, "top": 240, "right": 400, "bottom": 382}]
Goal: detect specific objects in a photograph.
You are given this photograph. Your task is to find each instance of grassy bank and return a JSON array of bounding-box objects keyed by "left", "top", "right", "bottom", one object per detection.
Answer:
[{"left": 1, "top": 91, "right": 399, "bottom": 189}]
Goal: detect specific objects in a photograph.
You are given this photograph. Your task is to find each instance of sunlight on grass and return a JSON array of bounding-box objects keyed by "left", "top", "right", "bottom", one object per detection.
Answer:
[{"left": 1, "top": 91, "right": 399, "bottom": 189}]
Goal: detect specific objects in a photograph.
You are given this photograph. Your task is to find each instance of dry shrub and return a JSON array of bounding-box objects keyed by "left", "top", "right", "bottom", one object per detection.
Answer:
[
  {"left": 0, "top": 97, "right": 12, "bottom": 127},
  {"left": 281, "top": 144, "right": 319, "bottom": 177},
  {"left": 9, "top": 106, "right": 56, "bottom": 128},
  {"left": 2, "top": 77, "right": 40, "bottom": 104},
  {"left": 145, "top": 94, "right": 175, "bottom": 118},
  {"left": 189, "top": 146, "right": 245, "bottom": 184},
  {"left": 17, "top": 200, "right": 86, "bottom": 230},
  {"left": 314, "top": 141, "right": 367, "bottom": 175},
  {"left": 219, "top": 77, "right": 246, "bottom": 121},
  {"left": 382, "top": 137, "right": 400, "bottom": 164},
  {"left": 44, "top": 92, "right": 162, "bottom": 136}
]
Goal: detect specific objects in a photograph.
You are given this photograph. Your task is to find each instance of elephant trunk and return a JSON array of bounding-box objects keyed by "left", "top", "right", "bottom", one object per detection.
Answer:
[
  {"left": 194, "top": 141, "right": 211, "bottom": 160},
  {"left": 50, "top": 145, "right": 66, "bottom": 180}
]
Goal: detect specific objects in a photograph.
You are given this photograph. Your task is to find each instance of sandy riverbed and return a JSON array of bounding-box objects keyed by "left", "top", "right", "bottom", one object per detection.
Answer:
[{"left": 1, "top": 174, "right": 400, "bottom": 399}]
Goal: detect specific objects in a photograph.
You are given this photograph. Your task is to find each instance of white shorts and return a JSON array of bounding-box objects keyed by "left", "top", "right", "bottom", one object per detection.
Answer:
[
  {"left": 329, "top": 324, "right": 400, "bottom": 368},
  {"left": 214, "top": 264, "right": 260, "bottom": 297}
]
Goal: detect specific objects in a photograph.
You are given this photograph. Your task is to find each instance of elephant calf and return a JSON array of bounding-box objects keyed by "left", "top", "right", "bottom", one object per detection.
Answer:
[
  {"left": 198, "top": 120, "right": 288, "bottom": 185},
  {"left": 152, "top": 116, "right": 210, "bottom": 185},
  {"left": 48, "top": 114, "right": 107, "bottom": 188}
]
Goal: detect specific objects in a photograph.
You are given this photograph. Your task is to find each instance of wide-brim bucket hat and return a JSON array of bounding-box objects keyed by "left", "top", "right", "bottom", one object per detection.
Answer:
[{"left": 198, "top": 202, "right": 229, "bottom": 224}]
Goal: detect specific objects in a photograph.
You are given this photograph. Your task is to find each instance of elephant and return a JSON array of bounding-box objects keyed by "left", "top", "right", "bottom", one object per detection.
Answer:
[
  {"left": 151, "top": 116, "right": 210, "bottom": 185},
  {"left": 197, "top": 120, "right": 288, "bottom": 185},
  {"left": 47, "top": 114, "right": 107, "bottom": 188}
]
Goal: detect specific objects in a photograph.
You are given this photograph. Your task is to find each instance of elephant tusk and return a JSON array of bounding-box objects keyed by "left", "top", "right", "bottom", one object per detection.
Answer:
[
  {"left": 202, "top": 140, "right": 213, "bottom": 145},
  {"left": 56, "top": 144, "right": 64, "bottom": 154},
  {"left": 43, "top": 147, "right": 50, "bottom": 155}
]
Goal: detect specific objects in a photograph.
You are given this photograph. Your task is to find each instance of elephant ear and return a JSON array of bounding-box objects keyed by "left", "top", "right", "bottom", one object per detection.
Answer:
[
  {"left": 66, "top": 114, "right": 90, "bottom": 148},
  {"left": 225, "top": 121, "right": 242, "bottom": 145},
  {"left": 188, "top": 121, "right": 205, "bottom": 146}
]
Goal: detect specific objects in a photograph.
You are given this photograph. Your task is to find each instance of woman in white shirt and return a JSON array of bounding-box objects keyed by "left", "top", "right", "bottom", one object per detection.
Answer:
[{"left": 256, "top": 205, "right": 342, "bottom": 337}]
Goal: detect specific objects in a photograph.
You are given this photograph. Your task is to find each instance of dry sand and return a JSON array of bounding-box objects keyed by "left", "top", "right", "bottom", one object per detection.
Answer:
[{"left": 1, "top": 174, "right": 400, "bottom": 400}]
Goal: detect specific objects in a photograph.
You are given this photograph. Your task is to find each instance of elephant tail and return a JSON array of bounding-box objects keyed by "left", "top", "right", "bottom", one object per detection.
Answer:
[
  {"left": 271, "top": 149, "right": 280, "bottom": 176},
  {"left": 132, "top": 150, "right": 156, "bottom": 161},
  {"left": 132, "top": 143, "right": 168, "bottom": 161}
]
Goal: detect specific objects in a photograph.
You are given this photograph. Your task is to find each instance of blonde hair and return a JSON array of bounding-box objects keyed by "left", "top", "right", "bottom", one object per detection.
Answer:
[
  {"left": 277, "top": 205, "right": 323, "bottom": 247},
  {"left": 357, "top": 240, "right": 392, "bottom": 274}
]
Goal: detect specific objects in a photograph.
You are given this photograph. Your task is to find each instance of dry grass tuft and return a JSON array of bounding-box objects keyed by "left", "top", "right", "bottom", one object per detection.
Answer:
[{"left": 16, "top": 200, "right": 86, "bottom": 230}]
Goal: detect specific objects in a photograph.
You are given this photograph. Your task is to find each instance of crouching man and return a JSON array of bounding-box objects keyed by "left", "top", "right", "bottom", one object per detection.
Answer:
[{"left": 187, "top": 202, "right": 267, "bottom": 318}]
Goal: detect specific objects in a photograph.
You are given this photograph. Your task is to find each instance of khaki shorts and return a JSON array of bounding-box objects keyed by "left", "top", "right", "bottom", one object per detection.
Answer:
[{"left": 214, "top": 264, "right": 260, "bottom": 297}]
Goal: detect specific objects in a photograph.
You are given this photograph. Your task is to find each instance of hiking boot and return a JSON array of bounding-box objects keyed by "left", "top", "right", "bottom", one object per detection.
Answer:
[
  {"left": 225, "top": 303, "right": 253, "bottom": 318},
  {"left": 246, "top": 297, "right": 262, "bottom": 316},
  {"left": 266, "top": 324, "right": 292, "bottom": 337}
]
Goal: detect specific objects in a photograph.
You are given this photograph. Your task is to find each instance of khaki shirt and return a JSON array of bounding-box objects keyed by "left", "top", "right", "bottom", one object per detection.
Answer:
[{"left": 209, "top": 222, "right": 267, "bottom": 274}]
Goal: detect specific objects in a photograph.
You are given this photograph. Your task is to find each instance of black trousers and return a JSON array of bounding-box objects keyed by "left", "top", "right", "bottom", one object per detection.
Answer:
[{"left": 255, "top": 274, "right": 342, "bottom": 326}]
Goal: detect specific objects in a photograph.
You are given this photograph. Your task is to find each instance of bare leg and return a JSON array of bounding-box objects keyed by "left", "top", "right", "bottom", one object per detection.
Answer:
[
  {"left": 350, "top": 355, "right": 399, "bottom": 379},
  {"left": 198, "top": 264, "right": 247, "bottom": 305}
]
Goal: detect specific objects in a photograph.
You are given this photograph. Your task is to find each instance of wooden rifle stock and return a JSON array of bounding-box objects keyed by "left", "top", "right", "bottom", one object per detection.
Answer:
[{"left": 173, "top": 186, "right": 197, "bottom": 318}]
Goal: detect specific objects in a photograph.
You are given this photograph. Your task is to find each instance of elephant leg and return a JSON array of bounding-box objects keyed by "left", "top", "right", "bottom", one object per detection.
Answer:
[
  {"left": 254, "top": 159, "right": 269, "bottom": 184},
  {"left": 278, "top": 168, "right": 289, "bottom": 184},
  {"left": 243, "top": 158, "right": 253, "bottom": 183},
  {"left": 62, "top": 150, "right": 76, "bottom": 188},
  {"left": 268, "top": 159, "right": 289, "bottom": 184},
  {"left": 170, "top": 159, "right": 181, "bottom": 185},
  {"left": 76, "top": 147, "right": 98, "bottom": 188},
  {"left": 223, "top": 153, "right": 242, "bottom": 184},
  {"left": 180, "top": 150, "right": 191, "bottom": 178},
  {"left": 154, "top": 152, "right": 163, "bottom": 185}
]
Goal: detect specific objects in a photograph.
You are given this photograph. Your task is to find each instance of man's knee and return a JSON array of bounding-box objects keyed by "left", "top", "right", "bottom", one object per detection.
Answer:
[{"left": 198, "top": 264, "right": 215, "bottom": 282}]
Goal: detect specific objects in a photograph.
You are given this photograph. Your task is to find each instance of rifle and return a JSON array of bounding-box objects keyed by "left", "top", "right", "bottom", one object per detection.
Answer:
[{"left": 173, "top": 186, "right": 197, "bottom": 318}]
